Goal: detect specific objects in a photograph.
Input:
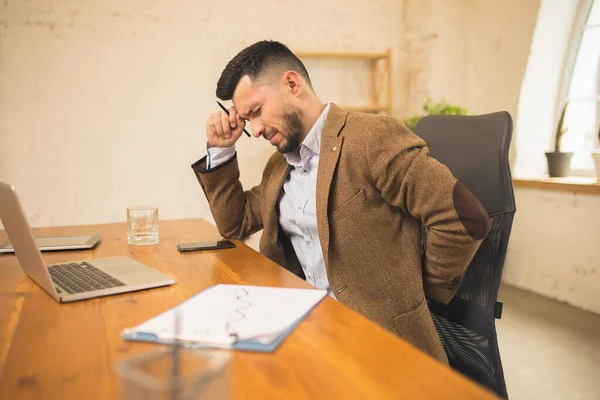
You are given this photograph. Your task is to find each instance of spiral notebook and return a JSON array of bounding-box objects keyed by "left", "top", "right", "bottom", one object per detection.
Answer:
[{"left": 121, "top": 284, "right": 327, "bottom": 352}]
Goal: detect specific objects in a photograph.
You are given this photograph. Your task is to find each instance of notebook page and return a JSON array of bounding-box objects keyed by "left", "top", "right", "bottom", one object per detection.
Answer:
[{"left": 126, "top": 285, "right": 327, "bottom": 344}]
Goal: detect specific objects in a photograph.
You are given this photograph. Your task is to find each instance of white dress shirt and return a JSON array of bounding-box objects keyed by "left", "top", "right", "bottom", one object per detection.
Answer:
[{"left": 206, "top": 104, "right": 335, "bottom": 297}]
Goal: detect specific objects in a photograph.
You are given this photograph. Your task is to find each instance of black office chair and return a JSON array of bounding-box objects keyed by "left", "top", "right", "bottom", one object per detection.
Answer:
[{"left": 413, "top": 112, "right": 516, "bottom": 399}]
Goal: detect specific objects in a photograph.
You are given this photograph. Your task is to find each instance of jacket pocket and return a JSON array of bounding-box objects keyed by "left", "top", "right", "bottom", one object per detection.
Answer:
[
  {"left": 391, "top": 297, "right": 447, "bottom": 362},
  {"left": 328, "top": 188, "right": 366, "bottom": 224}
]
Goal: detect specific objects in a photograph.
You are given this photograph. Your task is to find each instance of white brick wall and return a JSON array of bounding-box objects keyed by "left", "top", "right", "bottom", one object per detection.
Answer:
[
  {"left": 0, "top": 0, "right": 404, "bottom": 228},
  {"left": 505, "top": 188, "right": 600, "bottom": 314}
]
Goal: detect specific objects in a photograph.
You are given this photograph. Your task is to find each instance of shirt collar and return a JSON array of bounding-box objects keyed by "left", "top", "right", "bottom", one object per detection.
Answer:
[{"left": 284, "top": 103, "right": 331, "bottom": 167}]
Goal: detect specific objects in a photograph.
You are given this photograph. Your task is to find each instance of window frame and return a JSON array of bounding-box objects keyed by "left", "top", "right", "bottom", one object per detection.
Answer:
[{"left": 556, "top": 0, "right": 598, "bottom": 176}]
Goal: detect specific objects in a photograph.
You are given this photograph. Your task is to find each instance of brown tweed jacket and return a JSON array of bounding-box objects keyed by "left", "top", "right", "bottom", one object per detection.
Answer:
[{"left": 192, "top": 104, "right": 490, "bottom": 363}]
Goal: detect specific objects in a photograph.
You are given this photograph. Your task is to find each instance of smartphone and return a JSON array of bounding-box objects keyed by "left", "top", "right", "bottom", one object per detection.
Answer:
[{"left": 176, "top": 240, "right": 235, "bottom": 252}]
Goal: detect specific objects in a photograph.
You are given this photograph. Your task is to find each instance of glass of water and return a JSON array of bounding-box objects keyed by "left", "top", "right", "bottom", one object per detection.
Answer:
[
  {"left": 127, "top": 206, "right": 159, "bottom": 245},
  {"left": 117, "top": 348, "right": 230, "bottom": 400}
]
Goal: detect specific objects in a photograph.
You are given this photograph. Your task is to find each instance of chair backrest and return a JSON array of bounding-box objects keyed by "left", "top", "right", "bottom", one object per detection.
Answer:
[{"left": 413, "top": 112, "right": 516, "bottom": 399}]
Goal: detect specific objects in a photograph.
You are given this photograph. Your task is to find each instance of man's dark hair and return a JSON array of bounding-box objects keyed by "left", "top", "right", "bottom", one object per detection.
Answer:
[{"left": 216, "top": 40, "right": 312, "bottom": 100}]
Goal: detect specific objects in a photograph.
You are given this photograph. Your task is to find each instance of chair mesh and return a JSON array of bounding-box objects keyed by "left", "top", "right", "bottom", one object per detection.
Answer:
[
  {"left": 430, "top": 212, "right": 514, "bottom": 398},
  {"left": 457, "top": 212, "right": 514, "bottom": 313}
]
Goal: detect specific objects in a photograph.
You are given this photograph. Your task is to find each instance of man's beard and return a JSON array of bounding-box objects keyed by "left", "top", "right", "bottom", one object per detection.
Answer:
[{"left": 274, "top": 106, "right": 303, "bottom": 154}]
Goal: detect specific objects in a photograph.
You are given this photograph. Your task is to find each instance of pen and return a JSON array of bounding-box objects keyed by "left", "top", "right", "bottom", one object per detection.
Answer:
[{"left": 217, "top": 101, "right": 251, "bottom": 137}]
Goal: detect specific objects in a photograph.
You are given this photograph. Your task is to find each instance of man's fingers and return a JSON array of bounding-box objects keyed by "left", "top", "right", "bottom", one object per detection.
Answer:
[
  {"left": 213, "top": 113, "right": 225, "bottom": 139},
  {"left": 206, "top": 121, "right": 216, "bottom": 137},
  {"left": 220, "top": 112, "right": 232, "bottom": 139},
  {"left": 236, "top": 114, "right": 245, "bottom": 131},
  {"left": 206, "top": 114, "right": 218, "bottom": 137},
  {"left": 205, "top": 110, "right": 243, "bottom": 147},
  {"left": 229, "top": 106, "right": 238, "bottom": 129}
]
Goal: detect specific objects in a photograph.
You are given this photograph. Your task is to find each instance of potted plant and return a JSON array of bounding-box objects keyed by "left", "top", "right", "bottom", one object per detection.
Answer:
[
  {"left": 592, "top": 124, "right": 600, "bottom": 182},
  {"left": 403, "top": 97, "right": 468, "bottom": 130},
  {"left": 545, "top": 102, "right": 573, "bottom": 177}
]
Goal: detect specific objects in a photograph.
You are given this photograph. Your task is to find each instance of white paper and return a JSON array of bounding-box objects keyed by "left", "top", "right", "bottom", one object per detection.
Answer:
[{"left": 126, "top": 285, "right": 327, "bottom": 345}]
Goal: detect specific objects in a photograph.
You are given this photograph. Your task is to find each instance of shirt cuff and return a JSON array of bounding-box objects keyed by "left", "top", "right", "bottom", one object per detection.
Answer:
[{"left": 206, "top": 142, "right": 236, "bottom": 169}]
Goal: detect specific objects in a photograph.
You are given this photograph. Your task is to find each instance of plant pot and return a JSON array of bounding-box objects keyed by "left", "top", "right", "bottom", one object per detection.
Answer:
[
  {"left": 592, "top": 152, "right": 600, "bottom": 183},
  {"left": 545, "top": 152, "right": 573, "bottom": 177}
]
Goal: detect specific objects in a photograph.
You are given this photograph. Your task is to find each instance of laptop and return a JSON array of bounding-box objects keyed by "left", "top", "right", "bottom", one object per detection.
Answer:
[
  {"left": 0, "top": 182, "right": 175, "bottom": 303},
  {"left": 0, "top": 233, "right": 102, "bottom": 254}
]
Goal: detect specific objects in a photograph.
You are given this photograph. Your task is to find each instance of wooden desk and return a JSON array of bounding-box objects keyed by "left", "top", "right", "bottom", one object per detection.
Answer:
[{"left": 0, "top": 219, "right": 495, "bottom": 399}]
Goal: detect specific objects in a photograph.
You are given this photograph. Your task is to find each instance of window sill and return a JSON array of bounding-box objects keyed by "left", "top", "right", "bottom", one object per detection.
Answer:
[{"left": 513, "top": 177, "right": 600, "bottom": 195}]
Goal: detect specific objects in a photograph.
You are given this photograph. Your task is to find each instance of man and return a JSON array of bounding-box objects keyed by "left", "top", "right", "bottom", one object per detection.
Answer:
[{"left": 192, "top": 40, "right": 490, "bottom": 363}]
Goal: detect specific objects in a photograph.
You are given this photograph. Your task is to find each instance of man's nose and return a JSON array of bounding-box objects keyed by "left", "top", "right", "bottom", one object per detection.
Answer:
[{"left": 250, "top": 122, "right": 265, "bottom": 138}]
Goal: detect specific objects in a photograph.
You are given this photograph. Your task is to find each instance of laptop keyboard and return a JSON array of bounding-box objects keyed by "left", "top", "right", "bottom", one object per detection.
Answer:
[{"left": 48, "top": 262, "right": 125, "bottom": 295}]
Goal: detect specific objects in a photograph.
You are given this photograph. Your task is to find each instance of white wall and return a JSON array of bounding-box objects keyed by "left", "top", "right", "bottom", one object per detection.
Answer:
[
  {"left": 401, "top": 0, "right": 540, "bottom": 164},
  {"left": 505, "top": 189, "right": 600, "bottom": 314},
  {"left": 0, "top": 0, "right": 404, "bottom": 228},
  {"left": 401, "top": 0, "right": 540, "bottom": 121}
]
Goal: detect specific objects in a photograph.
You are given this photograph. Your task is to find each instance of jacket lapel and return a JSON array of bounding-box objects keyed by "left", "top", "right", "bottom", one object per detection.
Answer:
[{"left": 316, "top": 104, "right": 347, "bottom": 268}]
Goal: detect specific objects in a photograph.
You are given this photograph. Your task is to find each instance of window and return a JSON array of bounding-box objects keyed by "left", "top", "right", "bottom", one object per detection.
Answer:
[{"left": 561, "top": 0, "right": 600, "bottom": 175}]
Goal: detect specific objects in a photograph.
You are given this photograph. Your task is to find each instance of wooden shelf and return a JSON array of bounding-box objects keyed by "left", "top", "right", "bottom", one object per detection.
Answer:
[
  {"left": 295, "top": 51, "right": 389, "bottom": 60},
  {"left": 513, "top": 177, "right": 600, "bottom": 195},
  {"left": 295, "top": 49, "right": 392, "bottom": 115}
]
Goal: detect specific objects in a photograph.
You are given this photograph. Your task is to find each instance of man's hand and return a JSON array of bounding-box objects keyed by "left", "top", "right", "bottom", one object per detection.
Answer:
[{"left": 206, "top": 106, "right": 246, "bottom": 148}]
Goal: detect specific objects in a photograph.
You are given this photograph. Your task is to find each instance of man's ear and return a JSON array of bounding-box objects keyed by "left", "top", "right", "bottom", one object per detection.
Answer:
[{"left": 282, "top": 71, "right": 302, "bottom": 96}]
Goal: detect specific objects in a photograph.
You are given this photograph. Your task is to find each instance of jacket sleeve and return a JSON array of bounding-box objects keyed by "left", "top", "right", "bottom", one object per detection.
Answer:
[
  {"left": 366, "top": 117, "right": 490, "bottom": 304},
  {"left": 191, "top": 153, "right": 263, "bottom": 239}
]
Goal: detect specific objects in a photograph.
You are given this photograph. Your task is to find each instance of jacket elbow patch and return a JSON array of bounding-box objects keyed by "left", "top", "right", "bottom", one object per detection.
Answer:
[{"left": 452, "top": 181, "right": 490, "bottom": 240}]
